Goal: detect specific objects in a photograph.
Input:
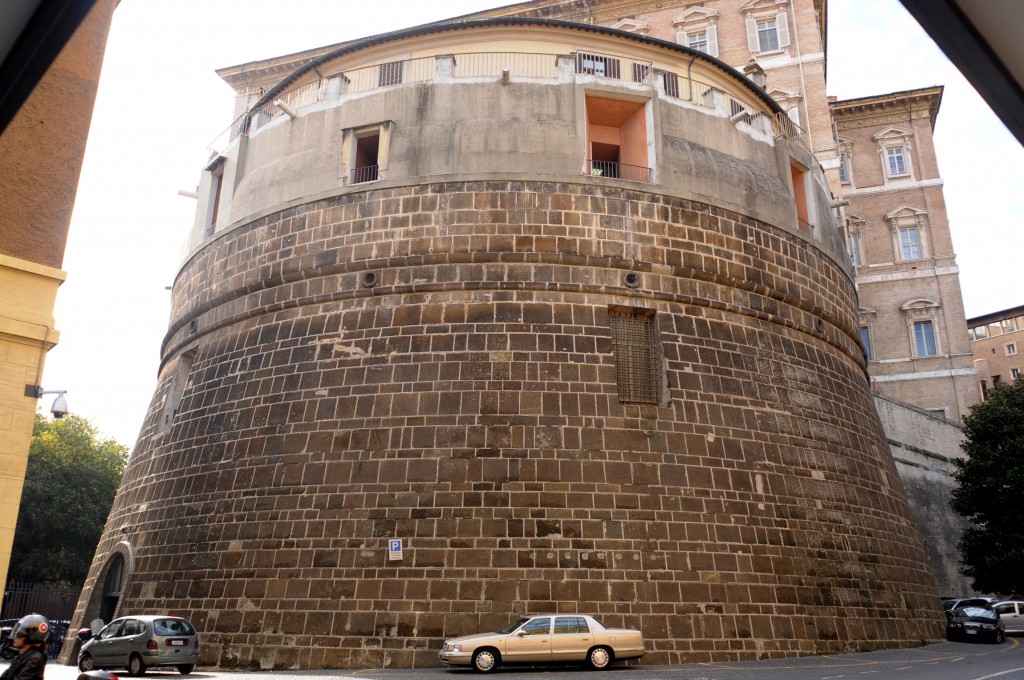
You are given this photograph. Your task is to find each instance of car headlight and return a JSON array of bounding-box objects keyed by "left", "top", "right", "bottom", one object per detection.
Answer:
[{"left": 444, "top": 644, "right": 462, "bottom": 653}]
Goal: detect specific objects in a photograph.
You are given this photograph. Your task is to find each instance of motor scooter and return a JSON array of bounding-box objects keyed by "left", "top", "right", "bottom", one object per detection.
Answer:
[{"left": 0, "top": 627, "right": 17, "bottom": 661}]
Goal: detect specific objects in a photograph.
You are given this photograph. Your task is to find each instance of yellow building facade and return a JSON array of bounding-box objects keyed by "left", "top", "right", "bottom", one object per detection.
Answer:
[{"left": 0, "top": 0, "right": 118, "bottom": 586}]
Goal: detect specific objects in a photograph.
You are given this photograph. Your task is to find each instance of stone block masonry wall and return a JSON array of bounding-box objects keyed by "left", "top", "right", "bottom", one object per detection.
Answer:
[{"left": 69, "top": 180, "right": 943, "bottom": 669}]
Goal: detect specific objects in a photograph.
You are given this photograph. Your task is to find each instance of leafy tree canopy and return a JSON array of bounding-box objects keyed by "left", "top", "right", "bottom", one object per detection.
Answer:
[
  {"left": 10, "top": 413, "right": 128, "bottom": 585},
  {"left": 950, "top": 376, "right": 1024, "bottom": 596}
]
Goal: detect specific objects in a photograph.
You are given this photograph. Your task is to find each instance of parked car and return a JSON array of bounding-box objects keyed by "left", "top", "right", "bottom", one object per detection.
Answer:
[
  {"left": 942, "top": 597, "right": 996, "bottom": 620},
  {"left": 946, "top": 605, "right": 1005, "bottom": 643},
  {"left": 439, "top": 614, "right": 644, "bottom": 673},
  {"left": 77, "top": 615, "right": 199, "bottom": 675},
  {"left": 994, "top": 601, "right": 1024, "bottom": 634}
]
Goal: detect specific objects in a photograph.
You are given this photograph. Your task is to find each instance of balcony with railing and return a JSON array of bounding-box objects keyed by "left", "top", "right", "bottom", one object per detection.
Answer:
[
  {"left": 588, "top": 160, "right": 651, "bottom": 183},
  {"left": 350, "top": 165, "right": 379, "bottom": 184}
]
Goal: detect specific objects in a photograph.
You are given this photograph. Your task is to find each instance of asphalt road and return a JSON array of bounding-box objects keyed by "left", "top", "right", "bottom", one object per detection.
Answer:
[{"left": 30, "top": 637, "right": 1024, "bottom": 680}]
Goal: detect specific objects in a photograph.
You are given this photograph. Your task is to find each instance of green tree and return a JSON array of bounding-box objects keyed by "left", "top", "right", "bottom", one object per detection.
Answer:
[
  {"left": 950, "top": 375, "right": 1024, "bottom": 596},
  {"left": 10, "top": 413, "right": 128, "bottom": 585}
]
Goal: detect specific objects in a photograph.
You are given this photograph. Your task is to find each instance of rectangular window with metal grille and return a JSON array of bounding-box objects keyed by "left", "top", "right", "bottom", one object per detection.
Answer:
[
  {"left": 378, "top": 61, "right": 404, "bottom": 87},
  {"left": 609, "top": 308, "right": 660, "bottom": 404}
]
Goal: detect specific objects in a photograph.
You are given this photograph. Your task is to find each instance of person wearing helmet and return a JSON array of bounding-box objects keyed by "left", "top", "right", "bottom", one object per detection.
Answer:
[{"left": 0, "top": 614, "right": 48, "bottom": 680}]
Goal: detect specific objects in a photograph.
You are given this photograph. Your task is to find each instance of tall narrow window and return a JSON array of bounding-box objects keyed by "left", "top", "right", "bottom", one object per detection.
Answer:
[
  {"left": 898, "top": 226, "right": 921, "bottom": 260},
  {"left": 609, "top": 307, "right": 659, "bottom": 404},
  {"left": 1012, "top": 368, "right": 1020, "bottom": 379},
  {"left": 204, "top": 156, "right": 226, "bottom": 238},
  {"left": 662, "top": 71, "right": 680, "bottom": 98},
  {"left": 860, "top": 327, "right": 873, "bottom": 361},
  {"left": 790, "top": 163, "right": 810, "bottom": 233},
  {"left": 914, "top": 320, "right": 937, "bottom": 357},
  {"left": 838, "top": 154, "right": 849, "bottom": 183},
  {"left": 352, "top": 129, "right": 380, "bottom": 184},
  {"left": 848, "top": 232, "right": 860, "bottom": 266}
]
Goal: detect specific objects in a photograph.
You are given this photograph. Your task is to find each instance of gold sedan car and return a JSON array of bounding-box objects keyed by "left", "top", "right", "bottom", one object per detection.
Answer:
[{"left": 439, "top": 614, "right": 644, "bottom": 672}]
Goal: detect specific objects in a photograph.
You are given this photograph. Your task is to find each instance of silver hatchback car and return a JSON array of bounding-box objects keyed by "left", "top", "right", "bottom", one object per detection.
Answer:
[{"left": 77, "top": 615, "right": 199, "bottom": 675}]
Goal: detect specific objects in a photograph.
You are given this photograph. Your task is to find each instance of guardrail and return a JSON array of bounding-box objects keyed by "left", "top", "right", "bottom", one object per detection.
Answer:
[
  {"left": 208, "top": 49, "right": 807, "bottom": 154},
  {"left": 588, "top": 159, "right": 651, "bottom": 183}
]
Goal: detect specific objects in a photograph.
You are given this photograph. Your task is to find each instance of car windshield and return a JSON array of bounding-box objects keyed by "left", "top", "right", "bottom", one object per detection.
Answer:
[
  {"left": 154, "top": 619, "right": 195, "bottom": 636},
  {"left": 959, "top": 607, "right": 996, "bottom": 619},
  {"left": 496, "top": 618, "right": 531, "bottom": 635}
]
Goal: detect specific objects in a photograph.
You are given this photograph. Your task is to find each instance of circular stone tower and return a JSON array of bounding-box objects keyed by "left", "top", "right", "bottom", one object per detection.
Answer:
[{"left": 66, "top": 18, "right": 943, "bottom": 669}]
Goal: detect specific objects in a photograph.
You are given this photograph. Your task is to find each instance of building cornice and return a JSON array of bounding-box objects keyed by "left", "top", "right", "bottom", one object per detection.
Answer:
[{"left": 830, "top": 86, "right": 944, "bottom": 131}]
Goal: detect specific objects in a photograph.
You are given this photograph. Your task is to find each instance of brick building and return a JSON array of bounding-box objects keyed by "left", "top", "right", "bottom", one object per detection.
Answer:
[
  {"left": 967, "top": 304, "right": 1024, "bottom": 399},
  {"left": 831, "top": 88, "right": 976, "bottom": 421},
  {"left": 0, "top": 0, "right": 118, "bottom": 589},
  {"left": 64, "top": 7, "right": 948, "bottom": 670}
]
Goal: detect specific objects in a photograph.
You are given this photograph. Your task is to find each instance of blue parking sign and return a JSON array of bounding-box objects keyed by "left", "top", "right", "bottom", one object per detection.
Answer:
[{"left": 388, "top": 539, "right": 403, "bottom": 561}]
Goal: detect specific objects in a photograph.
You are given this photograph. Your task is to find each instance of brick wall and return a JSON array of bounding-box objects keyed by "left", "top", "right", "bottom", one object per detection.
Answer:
[{"left": 69, "top": 180, "right": 942, "bottom": 668}]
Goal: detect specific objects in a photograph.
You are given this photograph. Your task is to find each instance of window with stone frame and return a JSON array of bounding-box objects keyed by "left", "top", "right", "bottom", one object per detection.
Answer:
[
  {"left": 673, "top": 6, "right": 720, "bottom": 58},
  {"left": 902, "top": 299, "right": 942, "bottom": 358},
  {"left": 1007, "top": 342, "right": 1018, "bottom": 356},
  {"left": 836, "top": 137, "right": 853, "bottom": 185},
  {"left": 859, "top": 326, "right": 873, "bottom": 361},
  {"left": 914, "top": 320, "right": 937, "bottom": 357},
  {"left": 608, "top": 306, "right": 662, "bottom": 405},
  {"left": 742, "top": 0, "right": 790, "bottom": 56},
  {"left": 874, "top": 126, "right": 915, "bottom": 182},
  {"left": 887, "top": 206, "right": 928, "bottom": 262},
  {"left": 1012, "top": 367, "right": 1020, "bottom": 380},
  {"left": 343, "top": 121, "right": 393, "bottom": 185},
  {"left": 846, "top": 216, "right": 865, "bottom": 267}
]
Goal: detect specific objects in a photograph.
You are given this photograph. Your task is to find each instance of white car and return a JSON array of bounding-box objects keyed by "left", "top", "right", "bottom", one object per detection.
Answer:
[
  {"left": 439, "top": 614, "right": 644, "bottom": 672},
  {"left": 994, "top": 601, "right": 1024, "bottom": 634}
]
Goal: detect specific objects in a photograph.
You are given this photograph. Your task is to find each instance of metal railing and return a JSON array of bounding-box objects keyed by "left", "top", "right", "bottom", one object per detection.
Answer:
[
  {"left": 209, "top": 48, "right": 807, "bottom": 154},
  {"left": 453, "top": 52, "right": 560, "bottom": 79},
  {"left": 350, "top": 165, "right": 379, "bottom": 184},
  {"left": 588, "top": 159, "right": 651, "bottom": 183}
]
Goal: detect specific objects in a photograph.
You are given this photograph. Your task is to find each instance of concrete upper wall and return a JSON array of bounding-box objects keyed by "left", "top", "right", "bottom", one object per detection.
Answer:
[
  {"left": 188, "top": 23, "right": 846, "bottom": 284},
  {"left": 873, "top": 393, "right": 975, "bottom": 597}
]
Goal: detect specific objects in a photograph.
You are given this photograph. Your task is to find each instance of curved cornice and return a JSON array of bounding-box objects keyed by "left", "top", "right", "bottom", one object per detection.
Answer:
[{"left": 246, "top": 17, "right": 784, "bottom": 116}]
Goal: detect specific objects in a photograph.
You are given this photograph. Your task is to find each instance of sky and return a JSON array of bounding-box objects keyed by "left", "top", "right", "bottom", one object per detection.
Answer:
[{"left": 41, "top": 0, "right": 1024, "bottom": 449}]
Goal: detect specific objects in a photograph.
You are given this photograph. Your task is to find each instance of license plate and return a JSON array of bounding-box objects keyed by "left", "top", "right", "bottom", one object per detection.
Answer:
[
  {"left": 966, "top": 629, "right": 977, "bottom": 635},
  {"left": 170, "top": 640, "right": 186, "bottom": 646}
]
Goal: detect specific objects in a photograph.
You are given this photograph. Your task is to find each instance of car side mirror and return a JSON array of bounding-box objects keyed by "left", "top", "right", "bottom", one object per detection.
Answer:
[
  {"left": 516, "top": 631, "right": 526, "bottom": 637},
  {"left": 76, "top": 628, "right": 94, "bottom": 643}
]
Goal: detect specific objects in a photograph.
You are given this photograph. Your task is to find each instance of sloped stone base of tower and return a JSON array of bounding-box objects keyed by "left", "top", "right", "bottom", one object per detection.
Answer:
[{"left": 65, "top": 181, "right": 943, "bottom": 669}]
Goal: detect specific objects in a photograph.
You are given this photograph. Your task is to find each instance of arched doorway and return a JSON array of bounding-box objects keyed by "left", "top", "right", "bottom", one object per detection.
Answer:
[{"left": 99, "top": 553, "right": 124, "bottom": 623}]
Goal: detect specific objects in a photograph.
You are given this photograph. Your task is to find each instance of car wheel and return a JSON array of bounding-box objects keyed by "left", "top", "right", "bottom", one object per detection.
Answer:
[
  {"left": 127, "top": 653, "right": 146, "bottom": 676},
  {"left": 78, "top": 654, "right": 95, "bottom": 672},
  {"left": 472, "top": 648, "right": 499, "bottom": 673},
  {"left": 994, "top": 630, "right": 1005, "bottom": 644},
  {"left": 587, "top": 646, "right": 613, "bottom": 670},
  {"left": 177, "top": 665, "right": 195, "bottom": 675}
]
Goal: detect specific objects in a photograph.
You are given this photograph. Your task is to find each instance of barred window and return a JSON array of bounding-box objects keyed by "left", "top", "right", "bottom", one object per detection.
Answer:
[
  {"left": 662, "top": 71, "right": 680, "bottom": 98},
  {"left": 609, "top": 307, "right": 659, "bottom": 404},
  {"left": 576, "top": 52, "right": 621, "bottom": 79},
  {"left": 378, "top": 61, "right": 404, "bottom": 87}
]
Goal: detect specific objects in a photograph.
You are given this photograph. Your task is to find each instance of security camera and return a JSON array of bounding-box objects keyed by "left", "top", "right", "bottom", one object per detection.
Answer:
[
  {"left": 30, "top": 387, "right": 68, "bottom": 419},
  {"left": 51, "top": 393, "right": 68, "bottom": 419}
]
